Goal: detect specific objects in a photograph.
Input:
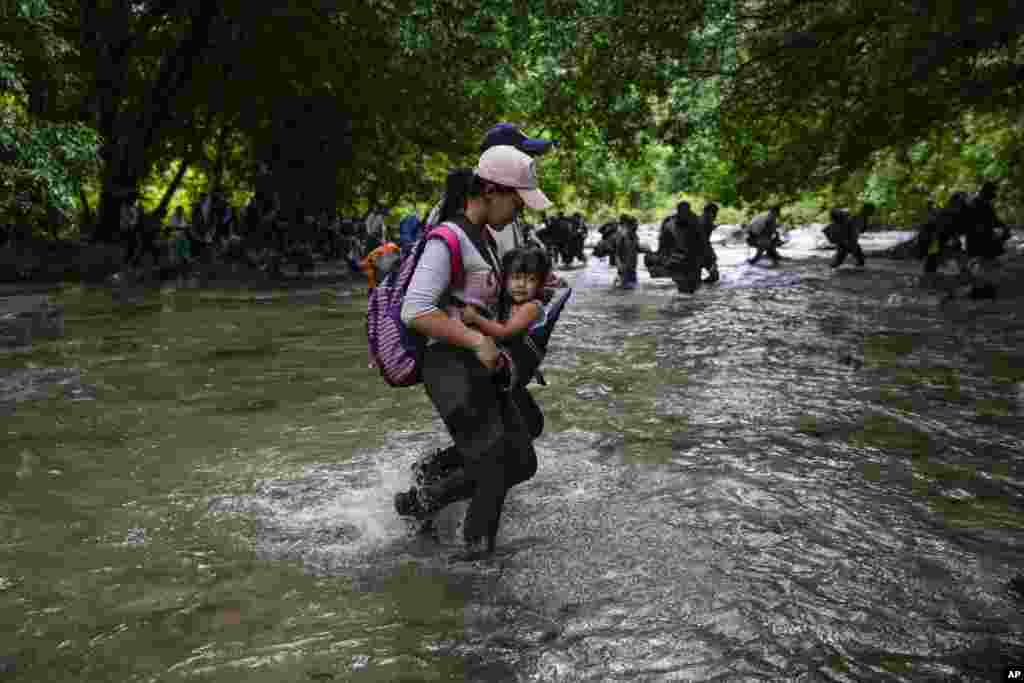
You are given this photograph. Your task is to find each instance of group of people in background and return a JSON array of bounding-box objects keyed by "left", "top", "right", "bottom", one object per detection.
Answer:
[
  {"left": 531, "top": 212, "right": 588, "bottom": 267},
  {"left": 592, "top": 201, "right": 720, "bottom": 293},
  {"left": 107, "top": 154, "right": 1012, "bottom": 304},
  {"left": 113, "top": 191, "right": 401, "bottom": 280},
  {"left": 583, "top": 181, "right": 1012, "bottom": 300},
  {"left": 914, "top": 182, "right": 1011, "bottom": 298},
  {"left": 817, "top": 182, "right": 1010, "bottom": 298}
]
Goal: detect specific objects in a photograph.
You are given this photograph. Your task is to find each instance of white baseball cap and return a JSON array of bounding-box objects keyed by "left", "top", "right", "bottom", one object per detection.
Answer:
[{"left": 474, "top": 145, "right": 553, "bottom": 210}]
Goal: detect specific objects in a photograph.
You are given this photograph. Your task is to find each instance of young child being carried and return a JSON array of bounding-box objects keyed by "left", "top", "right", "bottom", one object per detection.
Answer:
[{"left": 461, "top": 245, "right": 551, "bottom": 345}]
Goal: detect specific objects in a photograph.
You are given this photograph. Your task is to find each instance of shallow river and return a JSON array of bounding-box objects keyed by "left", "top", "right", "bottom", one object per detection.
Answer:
[{"left": 2, "top": 228, "right": 1023, "bottom": 682}]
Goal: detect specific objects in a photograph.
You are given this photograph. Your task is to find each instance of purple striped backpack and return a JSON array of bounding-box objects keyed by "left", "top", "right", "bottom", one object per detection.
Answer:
[{"left": 366, "top": 223, "right": 464, "bottom": 387}]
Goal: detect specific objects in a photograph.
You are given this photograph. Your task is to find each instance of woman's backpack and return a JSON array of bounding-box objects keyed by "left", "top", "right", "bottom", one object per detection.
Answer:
[{"left": 366, "top": 224, "right": 464, "bottom": 387}]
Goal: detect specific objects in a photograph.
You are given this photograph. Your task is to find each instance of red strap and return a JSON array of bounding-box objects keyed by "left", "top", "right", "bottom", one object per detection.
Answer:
[{"left": 425, "top": 225, "right": 464, "bottom": 289}]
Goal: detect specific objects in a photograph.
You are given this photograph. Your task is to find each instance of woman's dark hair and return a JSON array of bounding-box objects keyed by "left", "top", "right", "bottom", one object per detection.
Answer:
[
  {"left": 439, "top": 169, "right": 517, "bottom": 223},
  {"left": 439, "top": 168, "right": 474, "bottom": 223},
  {"left": 502, "top": 246, "right": 552, "bottom": 281}
]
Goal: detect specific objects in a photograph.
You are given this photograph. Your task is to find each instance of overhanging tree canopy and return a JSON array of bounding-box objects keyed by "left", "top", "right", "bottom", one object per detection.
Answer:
[{"left": 4, "top": 0, "right": 1024, "bottom": 236}]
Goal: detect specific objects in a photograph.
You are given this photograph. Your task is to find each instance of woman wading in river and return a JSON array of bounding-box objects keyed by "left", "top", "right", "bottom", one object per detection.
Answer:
[{"left": 397, "top": 145, "right": 554, "bottom": 559}]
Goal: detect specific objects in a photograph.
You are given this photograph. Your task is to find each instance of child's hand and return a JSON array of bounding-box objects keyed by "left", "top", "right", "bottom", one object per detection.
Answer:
[{"left": 462, "top": 306, "right": 480, "bottom": 325}]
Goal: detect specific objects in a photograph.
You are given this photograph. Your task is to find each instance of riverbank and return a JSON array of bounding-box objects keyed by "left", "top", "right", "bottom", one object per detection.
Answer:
[{"left": 0, "top": 257, "right": 365, "bottom": 298}]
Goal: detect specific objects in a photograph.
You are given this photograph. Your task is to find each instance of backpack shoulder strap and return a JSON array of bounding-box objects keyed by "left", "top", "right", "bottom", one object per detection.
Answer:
[{"left": 425, "top": 224, "right": 464, "bottom": 289}]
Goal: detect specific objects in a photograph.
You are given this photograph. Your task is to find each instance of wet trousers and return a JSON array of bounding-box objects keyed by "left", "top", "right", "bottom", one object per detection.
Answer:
[
  {"left": 672, "top": 266, "right": 701, "bottom": 294},
  {"left": 420, "top": 343, "right": 539, "bottom": 546},
  {"left": 617, "top": 267, "right": 638, "bottom": 288},
  {"left": 831, "top": 241, "right": 865, "bottom": 268},
  {"left": 748, "top": 246, "right": 781, "bottom": 264},
  {"left": 965, "top": 256, "right": 1000, "bottom": 298},
  {"left": 701, "top": 247, "right": 719, "bottom": 282}
]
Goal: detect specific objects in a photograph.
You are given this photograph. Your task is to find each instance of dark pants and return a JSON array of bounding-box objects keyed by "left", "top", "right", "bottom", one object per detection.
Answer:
[
  {"left": 831, "top": 241, "right": 865, "bottom": 268},
  {"left": 922, "top": 238, "right": 960, "bottom": 274},
  {"left": 749, "top": 246, "right": 781, "bottom": 264},
  {"left": 672, "top": 266, "right": 700, "bottom": 293},
  {"left": 702, "top": 248, "right": 719, "bottom": 282},
  {"left": 420, "top": 344, "right": 538, "bottom": 547},
  {"left": 130, "top": 234, "right": 162, "bottom": 268}
]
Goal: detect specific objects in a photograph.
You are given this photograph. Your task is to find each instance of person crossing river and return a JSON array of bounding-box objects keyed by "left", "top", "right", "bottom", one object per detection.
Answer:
[{"left": 394, "top": 145, "right": 556, "bottom": 559}]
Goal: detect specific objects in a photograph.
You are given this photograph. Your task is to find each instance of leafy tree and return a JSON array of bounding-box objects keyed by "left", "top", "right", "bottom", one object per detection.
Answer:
[
  {"left": 505, "top": 0, "right": 1023, "bottom": 219},
  {"left": 716, "top": 0, "right": 1024, "bottom": 203},
  {"left": 7, "top": 0, "right": 1024, "bottom": 244},
  {"left": 0, "top": 0, "right": 101, "bottom": 237}
]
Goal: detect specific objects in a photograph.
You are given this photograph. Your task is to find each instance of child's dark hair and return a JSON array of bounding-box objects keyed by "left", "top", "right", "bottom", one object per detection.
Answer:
[
  {"left": 502, "top": 246, "right": 551, "bottom": 282},
  {"left": 498, "top": 246, "right": 551, "bottom": 320}
]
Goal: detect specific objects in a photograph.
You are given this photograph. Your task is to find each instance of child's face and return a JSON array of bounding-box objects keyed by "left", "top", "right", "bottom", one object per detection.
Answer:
[{"left": 508, "top": 272, "right": 543, "bottom": 303}]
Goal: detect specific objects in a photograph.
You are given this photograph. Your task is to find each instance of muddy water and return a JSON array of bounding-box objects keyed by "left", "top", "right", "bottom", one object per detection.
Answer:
[{"left": 2, "top": 230, "right": 1023, "bottom": 682}]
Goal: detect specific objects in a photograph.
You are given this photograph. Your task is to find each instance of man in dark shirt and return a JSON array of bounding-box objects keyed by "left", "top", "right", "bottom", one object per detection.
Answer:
[
  {"left": 746, "top": 206, "right": 783, "bottom": 264},
  {"left": 657, "top": 201, "right": 704, "bottom": 293},
  {"left": 960, "top": 182, "right": 1010, "bottom": 298},
  {"left": 964, "top": 182, "right": 1009, "bottom": 261},
  {"left": 919, "top": 193, "right": 967, "bottom": 274},
  {"left": 825, "top": 203, "right": 874, "bottom": 268},
  {"left": 699, "top": 202, "right": 720, "bottom": 283},
  {"left": 615, "top": 215, "right": 644, "bottom": 288}
]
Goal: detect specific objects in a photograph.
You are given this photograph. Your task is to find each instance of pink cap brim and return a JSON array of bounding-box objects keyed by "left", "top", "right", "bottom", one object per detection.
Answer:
[{"left": 517, "top": 187, "right": 552, "bottom": 211}]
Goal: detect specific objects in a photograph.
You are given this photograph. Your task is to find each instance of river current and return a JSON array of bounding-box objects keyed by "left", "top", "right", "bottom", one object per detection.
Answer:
[{"left": 2, "top": 226, "right": 1023, "bottom": 682}]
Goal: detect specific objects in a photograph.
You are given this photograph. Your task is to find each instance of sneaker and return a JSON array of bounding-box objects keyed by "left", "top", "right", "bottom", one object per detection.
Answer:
[{"left": 411, "top": 446, "right": 460, "bottom": 487}]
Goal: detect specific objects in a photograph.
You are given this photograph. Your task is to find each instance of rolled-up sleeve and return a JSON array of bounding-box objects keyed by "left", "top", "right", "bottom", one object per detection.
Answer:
[{"left": 400, "top": 239, "right": 452, "bottom": 324}]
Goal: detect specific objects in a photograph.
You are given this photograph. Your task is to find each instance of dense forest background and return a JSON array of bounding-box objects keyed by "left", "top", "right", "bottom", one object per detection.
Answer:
[{"left": 2, "top": 0, "right": 1022, "bottom": 241}]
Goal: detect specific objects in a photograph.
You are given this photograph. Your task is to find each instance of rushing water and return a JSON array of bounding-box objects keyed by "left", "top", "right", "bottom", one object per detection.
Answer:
[{"left": 2, "top": 228, "right": 1023, "bottom": 682}]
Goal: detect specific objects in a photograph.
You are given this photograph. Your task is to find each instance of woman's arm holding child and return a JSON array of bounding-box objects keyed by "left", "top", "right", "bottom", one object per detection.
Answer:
[
  {"left": 464, "top": 302, "right": 542, "bottom": 340},
  {"left": 401, "top": 240, "right": 499, "bottom": 369}
]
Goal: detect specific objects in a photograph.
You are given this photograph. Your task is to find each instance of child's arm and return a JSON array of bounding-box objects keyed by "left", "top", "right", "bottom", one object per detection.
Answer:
[{"left": 464, "top": 302, "right": 542, "bottom": 339}]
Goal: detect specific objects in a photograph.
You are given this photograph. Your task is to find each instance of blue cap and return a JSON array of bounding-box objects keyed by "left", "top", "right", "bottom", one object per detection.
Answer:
[{"left": 480, "top": 123, "right": 556, "bottom": 157}]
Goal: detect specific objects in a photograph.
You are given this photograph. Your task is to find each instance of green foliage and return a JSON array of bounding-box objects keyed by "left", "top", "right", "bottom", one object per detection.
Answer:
[
  {"left": 715, "top": 1, "right": 1023, "bottom": 206},
  {"left": 0, "top": 0, "right": 101, "bottom": 233},
  {"left": 3, "top": 0, "right": 1024, "bottom": 242},
  {"left": 0, "top": 101, "right": 101, "bottom": 217}
]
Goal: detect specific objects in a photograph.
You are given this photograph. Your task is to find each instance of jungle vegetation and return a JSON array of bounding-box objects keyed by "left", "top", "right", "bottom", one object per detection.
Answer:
[{"left": 2, "top": 0, "right": 1022, "bottom": 241}]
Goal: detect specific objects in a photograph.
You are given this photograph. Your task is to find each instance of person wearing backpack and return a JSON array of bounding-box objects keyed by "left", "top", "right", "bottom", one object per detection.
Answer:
[
  {"left": 395, "top": 145, "right": 553, "bottom": 559},
  {"left": 746, "top": 205, "right": 784, "bottom": 265},
  {"left": 359, "top": 240, "right": 400, "bottom": 290},
  {"left": 388, "top": 168, "right": 548, "bottom": 534},
  {"left": 398, "top": 212, "right": 424, "bottom": 259},
  {"left": 824, "top": 203, "right": 873, "bottom": 268}
]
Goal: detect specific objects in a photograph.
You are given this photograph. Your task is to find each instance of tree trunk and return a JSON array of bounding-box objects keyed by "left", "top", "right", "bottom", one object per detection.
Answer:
[
  {"left": 88, "top": 2, "right": 221, "bottom": 244},
  {"left": 154, "top": 157, "right": 191, "bottom": 222},
  {"left": 76, "top": 183, "right": 94, "bottom": 237},
  {"left": 210, "top": 124, "right": 230, "bottom": 195},
  {"left": 94, "top": 137, "right": 141, "bottom": 245}
]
